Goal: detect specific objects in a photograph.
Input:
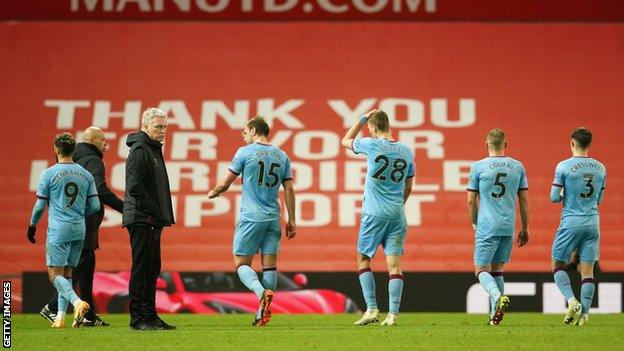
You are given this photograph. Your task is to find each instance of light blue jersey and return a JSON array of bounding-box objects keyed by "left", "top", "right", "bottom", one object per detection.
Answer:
[
  {"left": 229, "top": 142, "right": 292, "bottom": 222},
  {"left": 467, "top": 156, "right": 528, "bottom": 237},
  {"left": 352, "top": 137, "right": 414, "bottom": 219},
  {"left": 36, "top": 163, "right": 98, "bottom": 243},
  {"left": 551, "top": 156, "right": 606, "bottom": 228}
]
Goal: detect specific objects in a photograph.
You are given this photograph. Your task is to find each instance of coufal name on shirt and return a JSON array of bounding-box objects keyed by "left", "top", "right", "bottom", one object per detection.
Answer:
[{"left": 488, "top": 162, "right": 515, "bottom": 170}]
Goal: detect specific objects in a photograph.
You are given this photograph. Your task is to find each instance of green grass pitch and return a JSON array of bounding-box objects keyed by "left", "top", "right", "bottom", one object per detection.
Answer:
[{"left": 9, "top": 313, "right": 624, "bottom": 350}]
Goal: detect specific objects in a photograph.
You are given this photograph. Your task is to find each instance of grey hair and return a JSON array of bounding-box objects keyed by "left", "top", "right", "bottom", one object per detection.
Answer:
[{"left": 141, "top": 107, "right": 167, "bottom": 127}]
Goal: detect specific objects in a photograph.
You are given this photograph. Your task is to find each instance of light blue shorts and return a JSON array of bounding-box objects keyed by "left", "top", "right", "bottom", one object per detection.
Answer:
[
  {"left": 46, "top": 240, "right": 84, "bottom": 267},
  {"left": 357, "top": 214, "right": 407, "bottom": 258},
  {"left": 233, "top": 220, "right": 281, "bottom": 256},
  {"left": 552, "top": 225, "right": 600, "bottom": 263},
  {"left": 474, "top": 235, "right": 513, "bottom": 266}
]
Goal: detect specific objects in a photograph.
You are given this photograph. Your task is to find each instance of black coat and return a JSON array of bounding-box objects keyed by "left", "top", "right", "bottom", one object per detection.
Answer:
[
  {"left": 73, "top": 142, "right": 124, "bottom": 250},
  {"left": 122, "top": 131, "right": 175, "bottom": 228}
]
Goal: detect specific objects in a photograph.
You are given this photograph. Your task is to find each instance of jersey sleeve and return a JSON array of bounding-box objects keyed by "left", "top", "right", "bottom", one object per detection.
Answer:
[
  {"left": 228, "top": 148, "right": 246, "bottom": 175},
  {"left": 87, "top": 173, "right": 98, "bottom": 198},
  {"left": 282, "top": 155, "right": 293, "bottom": 182},
  {"left": 406, "top": 150, "right": 415, "bottom": 178},
  {"left": 36, "top": 170, "right": 50, "bottom": 199},
  {"left": 552, "top": 162, "right": 565, "bottom": 188},
  {"left": 352, "top": 137, "right": 373, "bottom": 155},
  {"left": 518, "top": 164, "right": 529, "bottom": 191},
  {"left": 466, "top": 163, "right": 479, "bottom": 192}
]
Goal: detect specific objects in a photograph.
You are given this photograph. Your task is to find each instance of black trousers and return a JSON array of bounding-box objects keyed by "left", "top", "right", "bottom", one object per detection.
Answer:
[
  {"left": 128, "top": 225, "right": 162, "bottom": 325},
  {"left": 48, "top": 248, "right": 96, "bottom": 320}
]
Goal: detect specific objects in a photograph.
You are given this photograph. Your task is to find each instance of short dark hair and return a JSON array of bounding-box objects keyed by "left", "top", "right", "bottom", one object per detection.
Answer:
[
  {"left": 247, "top": 116, "right": 270, "bottom": 137},
  {"left": 369, "top": 110, "right": 390, "bottom": 132},
  {"left": 571, "top": 127, "right": 592, "bottom": 149},
  {"left": 54, "top": 132, "right": 76, "bottom": 156}
]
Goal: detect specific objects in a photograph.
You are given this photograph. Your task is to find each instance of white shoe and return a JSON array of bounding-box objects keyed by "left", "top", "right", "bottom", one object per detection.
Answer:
[
  {"left": 380, "top": 313, "right": 398, "bottom": 326},
  {"left": 576, "top": 314, "right": 588, "bottom": 326},
  {"left": 354, "top": 309, "right": 379, "bottom": 326},
  {"left": 563, "top": 298, "right": 582, "bottom": 325}
]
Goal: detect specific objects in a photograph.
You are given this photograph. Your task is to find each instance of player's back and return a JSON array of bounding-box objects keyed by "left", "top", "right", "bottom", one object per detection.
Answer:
[
  {"left": 353, "top": 138, "right": 414, "bottom": 218},
  {"left": 468, "top": 156, "right": 528, "bottom": 236},
  {"left": 37, "top": 163, "right": 96, "bottom": 242},
  {"left": 554, "top": 156, "right": 606, "bottom": 227},
  {"left": 233, "top": 143, "right": 292, "bottom": 222}
]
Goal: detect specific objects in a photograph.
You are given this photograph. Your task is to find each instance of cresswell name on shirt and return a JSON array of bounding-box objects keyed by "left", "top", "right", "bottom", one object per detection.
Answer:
[{"left": 569, "top": 161, "right": 602, "bottom": 173}]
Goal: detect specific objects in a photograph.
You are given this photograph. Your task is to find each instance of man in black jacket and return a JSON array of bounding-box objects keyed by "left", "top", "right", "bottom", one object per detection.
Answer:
[
  {"left": 123, "top": 107, "right": 175, "bottom": 331},
  {"left": 40, "top": 127, "right": 124, "bottom": 326}
]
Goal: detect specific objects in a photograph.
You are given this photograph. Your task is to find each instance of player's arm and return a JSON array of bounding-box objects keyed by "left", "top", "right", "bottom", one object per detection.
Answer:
[
  {"left": 283, "top": 179, "right": 296, "bottom": 239},
  {"left": 403, "top": 176, "right": 413, "bottom": 204},
  {"left": 27, "top": 198, "right": 47, "bottom": 244},
  {"left": 467, "top": 190, "right": 478, "bottom": 230},
  {"left": 86, "top": 195, "right": 101, "bottom": 216},
  {"left": 517, "top": 189, "right": 530, "bottom": 247},
  {"left": 341, "top": 109, "right": 377, "bottom": 150},
  {"left": 550, "top": 165, "right": 564, "bottom": 203},
  {"left": 208, "top": 171, "right": 238, "bottom": 199},
  {"left": 550, "top": 185, "right": 563, "bottom": 203},
  {"left": 597, "top": 173, "right": 606, "bottom": 205}
]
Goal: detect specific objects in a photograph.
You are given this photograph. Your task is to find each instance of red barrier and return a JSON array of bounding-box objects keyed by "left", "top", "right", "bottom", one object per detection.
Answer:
[
  {"left": 1, "top": 22, "right": 622, "bottom": 274},
  {"left": 2, "top": 0, "right": 624, "bottom": 21}
]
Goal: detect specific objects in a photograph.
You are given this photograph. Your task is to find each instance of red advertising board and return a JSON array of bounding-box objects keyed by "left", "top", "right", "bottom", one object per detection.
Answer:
[
  {"left": 2, "top": 0, "right": 624, "bottom": 21},
  {"left": 1, "top": 22, "right": 622, "bottom": 276}
]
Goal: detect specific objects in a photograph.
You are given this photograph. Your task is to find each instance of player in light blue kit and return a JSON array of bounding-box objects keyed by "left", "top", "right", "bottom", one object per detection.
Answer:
[
  {"left": 467, "top": 128, "right": 530, "bottom": 325},
  {"left": 342, "top": 109, "right": 414, "bottom": 326},
  {"left": 208, "top": 116, "right": 296, "bottom": 327},
  {"left": 550, "top": 128, "right": 606, "bottom": 326},
  {"left": 27, "top": 133, "right": 100, "bottom": 328}
]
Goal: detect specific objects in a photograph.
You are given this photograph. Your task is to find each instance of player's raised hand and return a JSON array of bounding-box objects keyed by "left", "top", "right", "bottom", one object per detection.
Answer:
[
  {"left": 208, "top": 190, "right": 219, "bottom": 199},
  {"left": 517, "top": 230, "right": 529, "bottom": 247},
  {"left": 27, "top": 225, "right": 36, "bottom": 244},
  {"left": 359, "top": 108, "right": 378, "bottom": 124},
  {"left": 285, "top": 221, "right": 296, "bottom": 239}
]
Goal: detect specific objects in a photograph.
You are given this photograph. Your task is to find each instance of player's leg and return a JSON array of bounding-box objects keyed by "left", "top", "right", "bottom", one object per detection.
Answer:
[
  {"left": 354, "top": 215, "right": 382, "bottom": 325},
  {"left": 380, "top": 217, "right": 407, "bottom": 326},
  {"left": 474, "top": 236, "right": 506, "bottom": 324},
  {"left": 381, "top": 255, "right": 403, "bottom": 326},
  {"left": 234, "top": 220, "right": 266, "bottom": 299},
  {"left": 74, "top": 248, "right": 97, "bottom": 323},
  {"left": 576, "top": 225, "right": 599, "bottom": 325},
  {"left": 67, "top": 240, "right": 90, "bottom": 327},
  {"left": 551, "top": 227, "right": 582, "bottom": 324},
  {"left": 47, "top": 266, "right": 67, "bottom": 328},
  {"left": 254, "top": 221, "right": 281, "bottom": 326},
  {"left": 488, "top": 236, "right": 512, "bottom": 325},
  {"left": 47, "top": 240, "right": 85, "bottom": 327}
]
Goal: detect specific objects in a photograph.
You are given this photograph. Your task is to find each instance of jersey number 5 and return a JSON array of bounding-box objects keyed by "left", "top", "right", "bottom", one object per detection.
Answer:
[
  {"left": 64, "top": 182, "right": 79, "bottom": 208},
  {"left": 491, "top": 173, "right": 507, "bottom": 198}
]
